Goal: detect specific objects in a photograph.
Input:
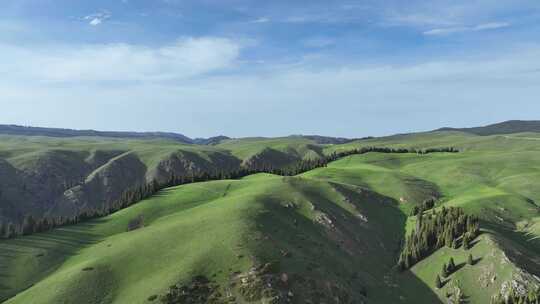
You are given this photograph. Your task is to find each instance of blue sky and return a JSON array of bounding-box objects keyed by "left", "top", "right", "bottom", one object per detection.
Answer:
[{"left": 1, "top": 0, "right": 540, "bottom": 138}]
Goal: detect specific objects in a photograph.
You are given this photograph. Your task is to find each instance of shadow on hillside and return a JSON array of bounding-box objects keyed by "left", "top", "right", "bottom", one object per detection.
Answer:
[
  {"left": 243, "top": 176, "right": 443, "bottom": 303},
  {"left": 472, "top": 256, "right": 483, "bottom": 266},
  {"left": 483, "top": 222, "right": 540, "bottom": 276},
  {"left": 454, "top": 262, "right": 466, "bottom": 273},
  {"left": 468, "top": 238, "right": 481, "bottom": 249},
  {"left": 394, "top": 270, "right": 444, "bottom": 303},
  {"left": 0, "top": 227, "right": 103, "bottom": 301}
]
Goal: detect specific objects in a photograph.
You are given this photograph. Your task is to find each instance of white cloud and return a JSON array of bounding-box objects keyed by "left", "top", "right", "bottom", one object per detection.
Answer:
[
  {"left": 89, "top": 18, "right": 102, "bottom": 26},
  {"left": 2, "top": 43, "right": 540, "bottom": 137},
  {"left": 474, "top": 22, "right": 510, "bottom": 31},
  {"left": 385, "top": 13, "right": 459, "bottom": 27},
  {"left": 1, "top": 37, "right": 241, "bottom": 83},
  {"left": 250, "top": 17, "right": 269, "bottom": 23},
  {"left": 424, "top": 22, "right": 510, "bottom": 36},
  {"left": 83, "top": 11, "right": 112, "bottom": 26},
  {"left": 423, "top": 27, "right": 468, "bottom": 35},
  {"left": 382, "top": 1, "right": 538, "bottom": 30}
]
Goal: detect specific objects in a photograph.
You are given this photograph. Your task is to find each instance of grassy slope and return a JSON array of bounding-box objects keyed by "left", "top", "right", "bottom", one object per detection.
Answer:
[
  {"left": 0, "top": 135, "right": 227, "bottom": 169},
  {"left": 2, "top": 131, "right": 540, "bottom": 303},
  {"left": 0, "top": 135, "right": 240, "bottom": 222},
  {"left": 1, "top": 171, "right": 443, "bottom": 304},
  {"left": 319, "top": 136, "right": 540, "bottom": 302},
  {"left": 217, "top": 136, "right": 324, "bottom": 161}
]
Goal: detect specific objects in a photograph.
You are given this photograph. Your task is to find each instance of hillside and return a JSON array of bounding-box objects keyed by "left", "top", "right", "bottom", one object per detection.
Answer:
[
  {"left": 0, "top": 134, "right": 339, "bottom": 232},
  {"left": 0, "top": 125, "right": 194, "bottom": 143},
  {"left": 303, "top": 151, "right": 540, "bottom": 302},
  {"left": 436, "top": 120, "right": 540, "bottom": 136},
  {"left": 1, "top": 123, "right": 540, "bottom": 303},
  {"left": 0, "top": 173, "right": 439, "bottom": 304},
  {"left": 0, "top": 135, "right": 242, "bottom": 231}
]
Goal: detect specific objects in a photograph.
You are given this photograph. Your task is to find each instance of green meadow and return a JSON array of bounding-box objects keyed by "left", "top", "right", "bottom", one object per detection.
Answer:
[{"left": 1, "top": 129, "right": 540, "bottom": 303}]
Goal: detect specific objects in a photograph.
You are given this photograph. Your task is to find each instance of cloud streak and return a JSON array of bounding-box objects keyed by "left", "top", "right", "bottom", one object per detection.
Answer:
[
  {"left": 424, "top": 22, "right": 510, "bottom": 36},
  {"left": 250, "top": 17, "right": 269, "bottom": 23}
]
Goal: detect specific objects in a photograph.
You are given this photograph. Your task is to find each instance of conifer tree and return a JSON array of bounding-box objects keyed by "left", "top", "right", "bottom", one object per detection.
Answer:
[
  {"left": 435, "top": 274, "right": 443, "bottom": 289},
  {"left": 468, "top": 253, "right": 474, "bottom": 266},
  {"left": 463, "top": 234, "right": 470, "bottom": 250},
  {"left": 452, "top": 238, "right": 459, "bottom": 249},
  {"left": 441, "top": 263, "right": 448, "bottom": 278},
  {"left": 447, "top": 257, "right": 456, "bottom": 274}
]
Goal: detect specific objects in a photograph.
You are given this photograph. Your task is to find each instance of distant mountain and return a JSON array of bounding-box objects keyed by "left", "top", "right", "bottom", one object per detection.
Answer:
[
  {"left": 0, "top": 124, "right": 194, "bottom": 143},
  {"left": 437, "top": 120, "right": 540, "bottom": 136},
  {"left": 301, "top": 135, "right": 357, "bottom": 144},
  {"left": 0, "top": 125, "right": 361, "bottom": 146},
  {"left": 192, "top": 135, "right": 230, "bottom": 145}
]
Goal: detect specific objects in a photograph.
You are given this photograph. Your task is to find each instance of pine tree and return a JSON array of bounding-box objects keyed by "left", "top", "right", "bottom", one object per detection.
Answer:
[
  {"left": 6, "top": 222, "right": 15, "bottom": 238},
  {"left": 447, "top": 257, "right": 456, "bottom": 274},
  {"left": 435, "top": 274, "right": 443, "bottom": 289},
  {"left": 441, "top": 263, "right": 448, "bottom": 278},
  {"left": 22, "top": 215, "right": 35, "bottom": 235},
  {"left": 445, "top": 230, "right": 453, "bottom": 248},
  {"left": 463, "top": 234, "right": 470, "bottom": 250},
  {"left": 452, "top": 238, "right": 459, "bottom": 249},
  {"left": 467, "top": 253, "right": 474, "bottom": 265}
]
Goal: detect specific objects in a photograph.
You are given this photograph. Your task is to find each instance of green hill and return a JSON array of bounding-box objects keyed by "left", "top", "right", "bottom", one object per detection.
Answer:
[
  {"left": 1, "top": 124, "right": 540, "bottom": 303},
  {"left": 0, "top": 134, "right": 334, "bottom": 233},
  {"left": 436, "top": 120, "right": 540, "bottom": 136},
  {"left": 0, "top": 135, "right": 241, "bottom": 231},
  {"left": 0, "top": 173, "right": 441, "bottom": 303}
]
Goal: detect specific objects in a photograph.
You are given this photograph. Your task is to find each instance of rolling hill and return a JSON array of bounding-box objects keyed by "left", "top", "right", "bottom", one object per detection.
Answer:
[
  {"left": 1, "top": 121, "right": 540, "bottom": 303},
  {"left": 436, "top": 120, "right": 540, "bottom": 136}
]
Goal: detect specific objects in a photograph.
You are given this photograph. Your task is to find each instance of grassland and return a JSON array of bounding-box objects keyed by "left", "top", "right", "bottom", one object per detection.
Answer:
[
  {"left": 1, "top": 129, "right": 540, "bottom": 303},
  {"left": 0, "top": 173, "right": 441, "bottom": 303}
]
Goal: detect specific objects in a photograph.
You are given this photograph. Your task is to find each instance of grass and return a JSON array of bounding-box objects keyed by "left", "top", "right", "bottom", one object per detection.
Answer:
[
  {"left": 2, "top": 131, "right": 540, "bottom": 303},
  {"left": 0, "top": 172, "right": 442, "bottom": 304}
]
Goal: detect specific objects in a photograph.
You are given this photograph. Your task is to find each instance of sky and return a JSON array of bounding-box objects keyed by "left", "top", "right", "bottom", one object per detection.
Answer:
[{"left": 1, "top": 0, "right": 540, "bottom": 138}]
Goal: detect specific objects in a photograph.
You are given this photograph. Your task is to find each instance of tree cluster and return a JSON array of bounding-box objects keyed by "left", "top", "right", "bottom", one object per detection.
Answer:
[
  {"left": 328, "top": 146, "right": 458, "bottom": 161},
  {"left": 410, "top": 197, "right": 437, "bottom": 216},
  {"left": 418, "top": 147, "right": 459, "bottom": 154},
  {"left": 398, "top": 207, "right": 479, "bottom": 271}
]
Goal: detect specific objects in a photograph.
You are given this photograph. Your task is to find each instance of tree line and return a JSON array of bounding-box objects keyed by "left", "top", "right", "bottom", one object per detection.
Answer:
[
  {"left": 398, "top": 206, "right": 479, "bottom": 271},
  {"left": 0, "top": 146, "right": 459, "bottom": 238}
]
